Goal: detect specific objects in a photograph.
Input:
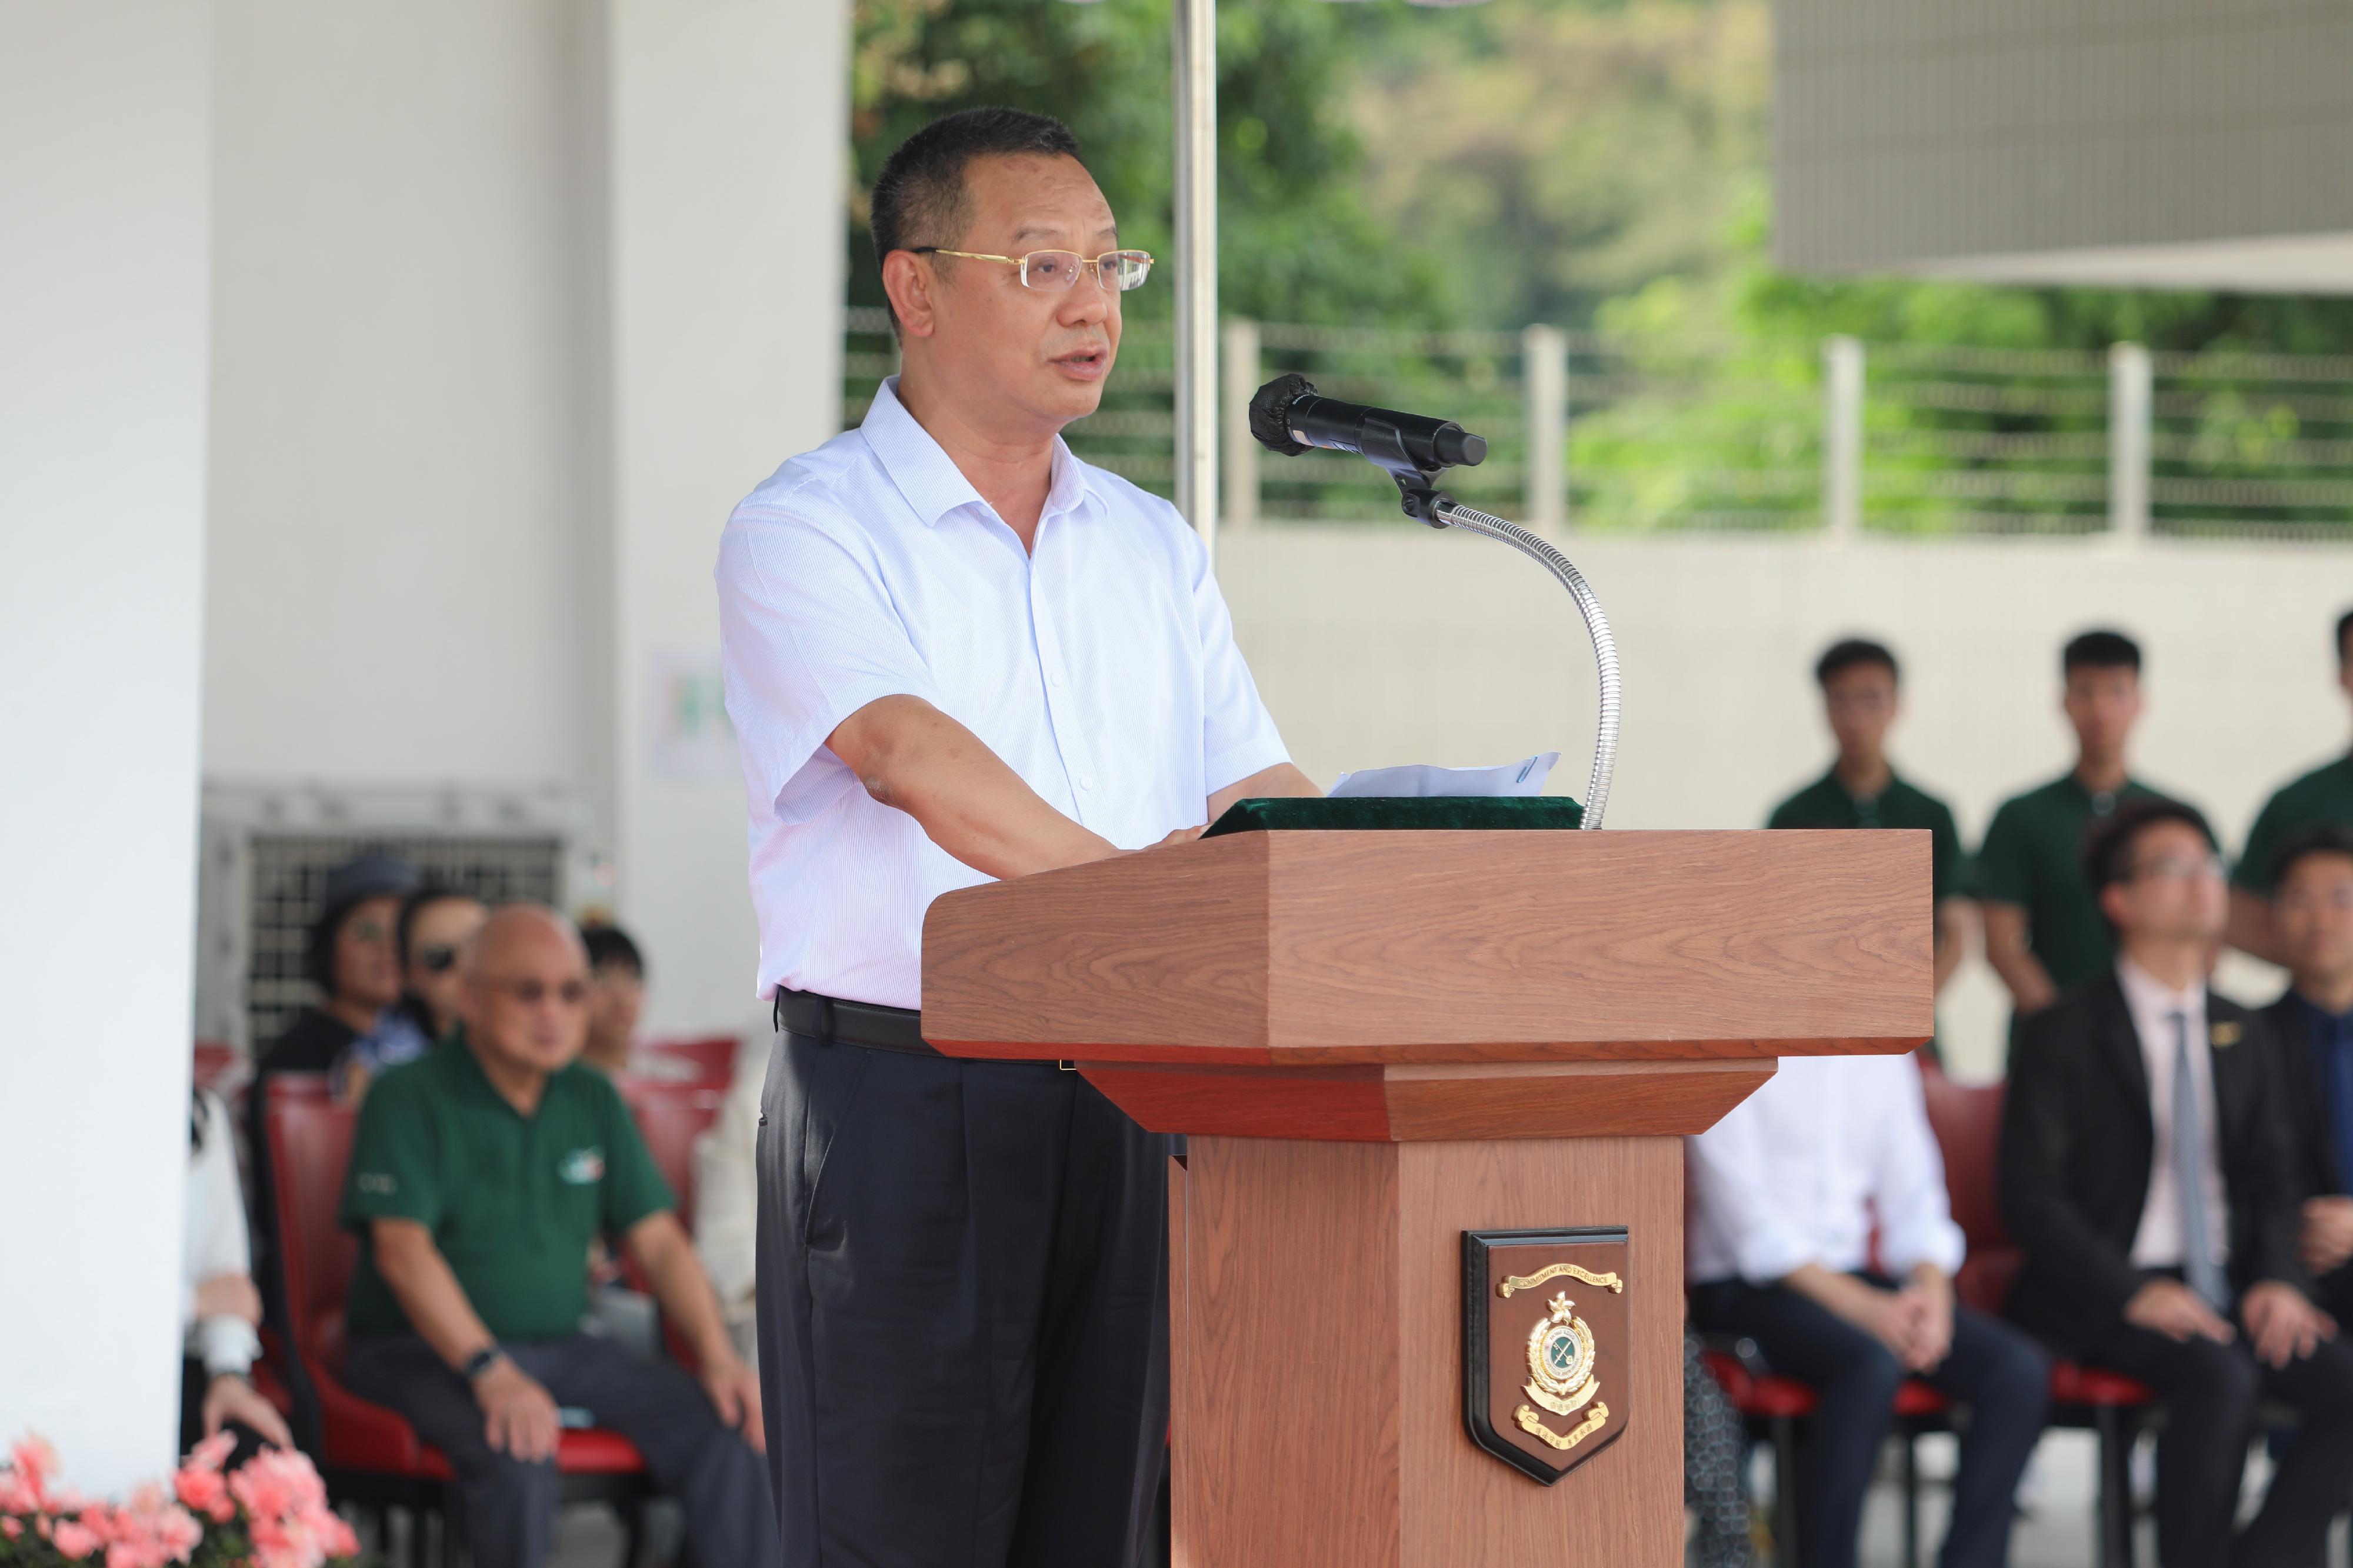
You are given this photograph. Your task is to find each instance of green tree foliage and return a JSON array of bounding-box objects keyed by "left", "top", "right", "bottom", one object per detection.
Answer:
[{"left": 848, "top": 0, "right": 1454, "bottom": 326}]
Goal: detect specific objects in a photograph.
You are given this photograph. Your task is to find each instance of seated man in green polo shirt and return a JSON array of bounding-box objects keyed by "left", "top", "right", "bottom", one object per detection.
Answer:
[
  {"left": 2229, "top": 606, "right": 2353, "bottom": 963},
  {"left": 1976, "top": 629, "right": 2195, "bottom": 1053},
  {"left": 341, "top": 904, "right": 775, "bottom": 1568},
  {"left": 1767, "top": 637, "right": 1971, "bottom": 999}
]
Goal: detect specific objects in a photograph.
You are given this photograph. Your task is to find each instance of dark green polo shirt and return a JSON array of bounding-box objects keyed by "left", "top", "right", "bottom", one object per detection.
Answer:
[
  {"left": 341, "top": 1035, "right": 673, "bottom": 1341},
  {"left": 1974, "top": 772, "right": 2177, "bottom": 993},
  {"left": 2235, "top": 752, "right": 2353, "bottom": 895},
  {"left": 1766, "top": 768, "right": 1967, "bottom": 902}
]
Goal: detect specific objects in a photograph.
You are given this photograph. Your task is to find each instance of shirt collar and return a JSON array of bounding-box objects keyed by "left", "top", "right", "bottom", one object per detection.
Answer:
[
  {"left": 861, "top": 376, "right": 1096, "bottom": 530},
  {"left": 2118, "top": 956, "right": 2205, "bottom": 1021}
]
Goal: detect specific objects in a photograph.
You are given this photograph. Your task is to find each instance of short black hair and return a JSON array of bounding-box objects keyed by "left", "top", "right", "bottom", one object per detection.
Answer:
[
  {"left": 2084, "top": 798, "right": 2217, "bottom": 898},
  {"left": 396, "top": 885, "right": 478, "bottom": 968},
  {"left": 2063, "top": 629, "right": 2141, "bottom": 676},
  {"left": 2335, "top": 606, "right": 2352, "bottom": 666},
  {"left": 869, "top": 107, "right": 1085, "bottom": 332},
  {"left": 1816, "top": 638, "right": 1898, "bottom": 687},
  {"left": 2271, "top": 823, "right": 2353, "bottom": 893},
  {"left": 582, "top": 922, "right": 644, "bottom": 979}
]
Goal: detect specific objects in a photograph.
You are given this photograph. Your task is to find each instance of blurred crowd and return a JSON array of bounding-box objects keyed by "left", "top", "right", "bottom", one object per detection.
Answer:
[
  {"left": 174, "top": 608, "right": 2353, "bottom": 1567},
  {"left": 1687, "top": 606, "right": 2353, "bottom": 1568}
]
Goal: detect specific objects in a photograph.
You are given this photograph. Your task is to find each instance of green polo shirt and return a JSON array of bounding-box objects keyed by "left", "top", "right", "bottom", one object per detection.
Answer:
[
  {"left": 340, "top": 1035, "right": 673, "bottom": 1342},
  {"left": 1974, "top": 772, "right": 2177, "bottom": 993},
  {"left": 2235, "top": 752, "right": 2353, "bottom": 895},
  {"left": 1765, "top": 767, "right": 1967, "bottom": 902}
]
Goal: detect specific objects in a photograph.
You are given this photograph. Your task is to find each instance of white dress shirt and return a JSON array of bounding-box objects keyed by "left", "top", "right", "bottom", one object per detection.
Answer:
[
  {"left": 2117, "top": 959, "right": 2231, "bottom": 1271},
  {"left": 715, "top": 378, "right": 1290, "bottom": 1009},
  {"left": 184, "top": 1091, "right": 260, "bottom": 1377},
  {"left": 1687, "top": 1053, "right": 1966, "bottom": 1286}
]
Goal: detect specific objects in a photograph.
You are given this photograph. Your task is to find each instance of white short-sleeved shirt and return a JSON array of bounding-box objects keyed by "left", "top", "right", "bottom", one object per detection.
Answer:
[
  {"left": 1685, "top": 1052, "right": 1967, "bottom": 1286},
  {"left": 715, "top": 378, "right": 1290, "bottom": 1009}
]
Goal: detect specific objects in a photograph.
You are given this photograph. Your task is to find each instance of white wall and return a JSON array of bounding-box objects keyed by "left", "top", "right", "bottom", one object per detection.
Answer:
[
  {"left": 1219, "top": 526, "right": 2353, "bottom": 1079},
  {"left": 0, "top": 2, "right": 212, "bottom": 1493},
  {"left": 604, "top": 0, "right": 850, "bottom": 1036},
  {"left": 198, "top": 0, "right": 848, "bottom": 1035}
]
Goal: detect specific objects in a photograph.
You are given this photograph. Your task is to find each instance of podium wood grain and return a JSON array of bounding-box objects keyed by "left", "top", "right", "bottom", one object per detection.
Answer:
[
  {"left": 923, "top": 829, "right": 1931, "bottom": 1063},
  {"left": 1171, "top": 1134, "right": 1682, "bottom": 1567}
]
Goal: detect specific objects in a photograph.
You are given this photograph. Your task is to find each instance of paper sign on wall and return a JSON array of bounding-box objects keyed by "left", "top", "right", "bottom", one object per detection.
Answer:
[{"left": 647, "top": 649, "right": 738, "bottom": 782}]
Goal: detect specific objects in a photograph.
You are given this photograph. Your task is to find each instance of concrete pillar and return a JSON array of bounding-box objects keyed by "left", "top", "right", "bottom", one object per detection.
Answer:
[
  {"left": 1822, "top": 335, "right": 1865, "bottom": 539},
  {"left": 1523, "top": 325, "right": 1569, "bottom": 530},
  {"left": 2108, "top": 342, "right": 2152, "bottom": 540},
  {"left": 598, "top": 0, "right": 849, "bottom": 1032},
  {"left": 1223, "top": 318, "right": 1261, "bottom": 529},
  {"left": 0, "top": 0, "right": 212, "bottom": 1491}
]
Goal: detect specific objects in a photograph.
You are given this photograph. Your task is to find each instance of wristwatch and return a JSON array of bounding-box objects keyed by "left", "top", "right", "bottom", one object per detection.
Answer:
[{"left": 462, "top": 1345, "right": 508, "bottom": 1382}]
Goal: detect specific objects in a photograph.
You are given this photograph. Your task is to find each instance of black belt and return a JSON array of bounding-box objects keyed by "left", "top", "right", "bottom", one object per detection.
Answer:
[
  {"left": 773, "top": 987, "right": 1071, "bottom": 1069},
  {"left": 772, "top": 988, "right": 934, "bottom": 1055}
]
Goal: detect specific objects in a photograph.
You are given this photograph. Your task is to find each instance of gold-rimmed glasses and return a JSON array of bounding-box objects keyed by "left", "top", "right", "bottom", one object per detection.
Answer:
[{"left": 909, "top": 247, "right": 1154, "bottom": 292}]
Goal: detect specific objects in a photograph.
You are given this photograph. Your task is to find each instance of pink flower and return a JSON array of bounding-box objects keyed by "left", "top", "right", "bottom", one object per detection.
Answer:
[
  {"left": 2, "top": 1516, "right": 19, "bottom": 1538},
  {"left": 1, "top": 1433, "right": 60, "bottom": 1513},
  {"left": 172, "top": 1464, "right": 229, "bottom": 1523},
  {"left": 180, "top": 1432, "right": 235, "bottom": 1476},
  {"left": 52, "top": 1517, "right": 101, "bottom": 1559}
]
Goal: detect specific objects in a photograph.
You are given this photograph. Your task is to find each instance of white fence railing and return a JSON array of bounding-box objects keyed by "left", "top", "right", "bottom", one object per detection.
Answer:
[{"left": 843, "top": 306, "right": 2353, "bottom": 540}]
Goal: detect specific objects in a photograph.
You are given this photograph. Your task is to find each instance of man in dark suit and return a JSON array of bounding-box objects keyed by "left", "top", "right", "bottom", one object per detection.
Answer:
[
  {"left": 2258, "top": 826, "right": 2353, "bottom": 1323},
  {"left": 2001, "top": 799, "right": 2353, "bottom": 1568}
]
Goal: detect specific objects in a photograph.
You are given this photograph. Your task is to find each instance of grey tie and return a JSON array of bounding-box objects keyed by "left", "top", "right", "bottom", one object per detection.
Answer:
[{"left": 2172, "top": 1009, "right": 2230, "bottom": 1309}]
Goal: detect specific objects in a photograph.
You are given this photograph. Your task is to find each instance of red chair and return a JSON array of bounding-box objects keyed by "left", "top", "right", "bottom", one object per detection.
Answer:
[
  {"left": 619, "top": 1083, "right": 726, "bottom": 1236},
  {"left": 631, "top": 1035, "right": 739, "bottom": 1089},
  {"left": 266, "top": 1096, "right": 652, "bottom": 1567},
  {"left": 1920, "top": 1066, "right": 2155, "bottom": 1568},
  {"left": 193, "top": 1040, "right": 242, "bottom": 1096}
]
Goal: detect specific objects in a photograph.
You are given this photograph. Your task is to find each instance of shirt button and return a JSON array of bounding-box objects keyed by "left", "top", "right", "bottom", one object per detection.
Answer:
[
  {"left": 1078, "top": 775, "right": 1095, "bottom": 792},
  {"left": 1049, "top": 673, "right": 1066, "bottom": 690}
]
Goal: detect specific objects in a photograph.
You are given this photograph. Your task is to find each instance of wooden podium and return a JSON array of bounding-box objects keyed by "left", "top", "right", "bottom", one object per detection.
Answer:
[{"left": 922, "top": 828, "right": 1929, "bottom": 1567}]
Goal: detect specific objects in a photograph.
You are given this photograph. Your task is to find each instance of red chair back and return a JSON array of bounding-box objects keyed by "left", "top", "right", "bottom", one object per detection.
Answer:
[
  {"left": 193, "top": 1040, "right": 242, "bottom": 1095},
  {"left": 1919, "top": 1067, "right": 2022, "bottom": 1314},
  {"left": 268, "top": 1071, "right": 331, "bottom": 1103},
  {"left": 621, "top": 1083, "right": 726, "bottom": 1234},
  {"left": 632, "top": 1035, "right": 739, "bottom": 1089},
  {"left": 266, "top": 1097, "right": 362, "bottom": 1375}
]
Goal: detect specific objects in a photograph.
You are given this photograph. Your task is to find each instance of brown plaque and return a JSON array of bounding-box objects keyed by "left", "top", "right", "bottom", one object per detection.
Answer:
[{"left": 1462, "top": 1227, "right": 1630, "bottom": 1484}]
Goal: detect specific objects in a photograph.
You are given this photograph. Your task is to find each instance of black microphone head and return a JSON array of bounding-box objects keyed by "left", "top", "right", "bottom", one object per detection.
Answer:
[
  {"left": 1248, "top": 373, "right": 1315, "bottom": 456},
  {"left": 1435, "top": 426, "right": 1487, "bottom": 469}
]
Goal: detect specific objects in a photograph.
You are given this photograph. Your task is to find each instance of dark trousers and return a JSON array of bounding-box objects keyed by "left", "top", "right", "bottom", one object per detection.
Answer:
[
  {"left": 345, "top": 1331, "right": 775, "bottom": 1568},
  {"left": 1691, "top": 1275, "right": 2051, "bottom": 1568},
  {"left": 2081, "top": 1314, "right": 2353, "bottom": 1568},
  {"left": 755, "top": 1030, "right": 1171, "bottom": 1568}
]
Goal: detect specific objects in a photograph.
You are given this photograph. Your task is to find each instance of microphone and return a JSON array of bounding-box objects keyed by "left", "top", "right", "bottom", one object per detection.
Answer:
[{"left": 1248, "top": 373, "right": 1487, "bottom": 474}]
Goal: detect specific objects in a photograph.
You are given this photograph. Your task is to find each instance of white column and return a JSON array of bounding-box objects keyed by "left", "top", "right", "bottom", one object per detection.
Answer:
[
  {"left": 600, "top": 0, "right": 849, "bottom": 1032},
  {"left": 1222, "top": 318, "right": 1261, "bottom": 530},
  {"left": 1172, "top": 0, "right": 1219, "bottom": 562},
  {"left": 1822, "top": 335, "right": 1865, "bottom": 539},
  {"left": 0, "top": 1, "right": 211, "bottom": 1492},
  {"left": 1523, "top": 325, "right": 1568, "bottom": 530},
  {"left": 2108, "top": 341, "right": 2152, "bottom": 541}
]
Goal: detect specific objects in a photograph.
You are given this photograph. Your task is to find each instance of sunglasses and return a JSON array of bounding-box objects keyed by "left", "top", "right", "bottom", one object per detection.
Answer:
[
  {"left": 417, "top": 945, "right": 461, "bottom": 974},
  {"left": 481, "top": 977, "right": 590, "bottom": 1008}
]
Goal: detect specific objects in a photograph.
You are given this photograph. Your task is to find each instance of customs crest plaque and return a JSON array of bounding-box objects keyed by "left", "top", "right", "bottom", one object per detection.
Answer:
[{"left": 1462, "top": 1227, "right": 1631, "bottom": 1484}]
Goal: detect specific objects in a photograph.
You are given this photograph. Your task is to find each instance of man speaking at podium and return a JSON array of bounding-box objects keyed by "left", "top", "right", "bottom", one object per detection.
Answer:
[{"left": 715, "top": 108, "right": 1317, "bottom": 1567}]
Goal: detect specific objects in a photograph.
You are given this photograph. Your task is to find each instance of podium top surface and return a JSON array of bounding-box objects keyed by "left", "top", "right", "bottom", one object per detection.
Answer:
[{"left": 921, "top": 828, "right": 1931, "bottom": 1066}]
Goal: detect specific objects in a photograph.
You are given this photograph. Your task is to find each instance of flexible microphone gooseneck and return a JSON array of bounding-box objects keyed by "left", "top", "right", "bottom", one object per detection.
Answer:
[{"left": 1245, "top": 372, "right": 1621, "bottom": 829}]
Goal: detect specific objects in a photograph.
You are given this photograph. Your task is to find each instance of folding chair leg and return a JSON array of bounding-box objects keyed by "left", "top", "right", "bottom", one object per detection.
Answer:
[
  {"left": 2094, "top": 1407, "right": 2135, "bottom": 1568},
  {"left": 1901, "top": 1432, "right": 1921, "bottom": 1568},
  {"left": 1773, "top": 1415, "right": 1801, "bottom": 1567}
]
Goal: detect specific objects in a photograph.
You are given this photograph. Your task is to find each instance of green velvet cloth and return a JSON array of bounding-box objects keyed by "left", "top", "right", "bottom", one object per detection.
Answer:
[{"left": 1202, "top": 795, "right": 1585, "bottom": 837}]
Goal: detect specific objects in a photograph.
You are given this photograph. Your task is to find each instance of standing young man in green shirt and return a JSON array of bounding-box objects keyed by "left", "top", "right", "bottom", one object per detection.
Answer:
[
  {"left": 341, "top": 906, "right": 775, "bottom": 1567},
  {"left": 2230, "top": 607, "right": 2353, "bottom": 963},
  {"left": 1977, "top": 630, "right": 2192, "bottom": 1042},
  {"left": 1767, "top": 638, "right": 1972, "bottom": 997}
]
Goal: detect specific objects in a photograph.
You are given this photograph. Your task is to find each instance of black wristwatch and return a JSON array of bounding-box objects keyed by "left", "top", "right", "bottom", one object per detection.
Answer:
[{"left": 462, "top": 1345, "right": 508, "bottom": 1382}]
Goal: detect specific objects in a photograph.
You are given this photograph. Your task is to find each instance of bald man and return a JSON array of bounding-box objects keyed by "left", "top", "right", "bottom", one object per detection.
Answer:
[{"left": 340, "top": 905, "right": 776, "bottom": 1567}]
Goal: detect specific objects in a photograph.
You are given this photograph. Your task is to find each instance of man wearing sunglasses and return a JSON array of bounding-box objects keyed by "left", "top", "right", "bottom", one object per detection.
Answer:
[
  {"left": 716, "top": 107, "right": 1317, "bottom": 1567},
  {"left": 341, "top": 904, "right": 775, "bottom": 1567}
]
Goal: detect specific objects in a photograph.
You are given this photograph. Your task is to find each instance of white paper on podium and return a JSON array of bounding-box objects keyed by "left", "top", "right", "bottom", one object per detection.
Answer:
[{"left": 1327, "top": 752, "right": 1561, "bottom": 799}]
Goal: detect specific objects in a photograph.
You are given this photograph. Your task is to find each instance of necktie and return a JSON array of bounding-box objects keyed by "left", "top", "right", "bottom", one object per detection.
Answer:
[{"left": 2173, "top": 1009, "right": 2230, "bottom": 1309}]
